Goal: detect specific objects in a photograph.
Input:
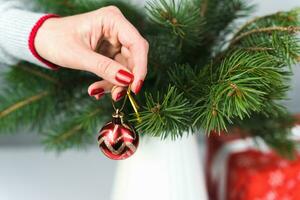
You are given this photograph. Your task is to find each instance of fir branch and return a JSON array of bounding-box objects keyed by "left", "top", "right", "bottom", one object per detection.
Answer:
[
  {"left": 43, "top": 102, "right": 108, "bottom": 151},
  {"left": 200, "top": 0, "right": 208, "bottom": 17},
  {"left": 168, "top": 63, "right": 205, "bottom": 100},
  {"left": 5, "top": 63, "right": 60, "bottom": 89},
  {"left": 193, "top": 50, "right": 293, "bottom": 133},
  {"left": 234, "top": 8, "right": 300, "bottom": 36},
  {"left": 146, "top": 34, "right": 183, "bottom": 83},
  {"left": 0, "top": 87, "right": 55, "bottom": 133},
  {"left": 242, "top": 47, "right": 275, "bottom": 51},
  {"left": 17, "top": 65, "right": 60, "bottom": 85},
  {"left": 133, "top": 86, "right": 192, "bottom": 139},
  {"left": 0, "top": 91, "right": 49, "bottom": 118},
  {"left": 146, "top": 0, "right": 204, "bottom": 46},
  {"left": 231, "top": 26, "right": 300, "bottom": 45},
  {"left": 52, "top": 124, "right": 83, "bottom": 145},
  {"left": 0, "top": 63, "right": 93, "bottom": 134}
]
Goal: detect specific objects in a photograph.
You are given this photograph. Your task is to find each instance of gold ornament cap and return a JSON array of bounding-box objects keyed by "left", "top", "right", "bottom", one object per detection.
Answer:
[{"left": 112, "top": 109, "right": 124, "bottom": 124}]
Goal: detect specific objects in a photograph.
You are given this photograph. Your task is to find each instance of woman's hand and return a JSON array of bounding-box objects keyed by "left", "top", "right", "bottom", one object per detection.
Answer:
[{"left": 34, "top": 6, "right": 148, "bottom": 101}]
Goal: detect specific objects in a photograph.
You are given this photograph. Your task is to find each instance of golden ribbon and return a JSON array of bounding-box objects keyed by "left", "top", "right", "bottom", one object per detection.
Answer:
[
  {"left": 126, "top": 86, "right": 142, "bottom": 123},
  {"left": 111, "top": 85, "right": 142, "bottom": 123}
]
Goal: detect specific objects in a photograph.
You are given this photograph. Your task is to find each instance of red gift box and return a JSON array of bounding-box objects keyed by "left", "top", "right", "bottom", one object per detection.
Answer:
[
  {"left": 227, "top": 150, "right": 300, "bottom": 200},
  {"left": 206, "top": 115, "right": 300, "bottom": 200}
]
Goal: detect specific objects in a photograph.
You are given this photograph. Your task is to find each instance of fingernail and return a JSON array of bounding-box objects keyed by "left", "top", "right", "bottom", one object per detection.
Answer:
[
  {"left": 95, "top": 92, "right": 105, "bottom": 100},
  {"left": 90, "top": 88, "right": 104, "bottom": 96},
  {"left": 135, "top": 80, "right": 144, "bottom": 94},
  {"left": 116, "top": 90, "right": 127, "bottom": 101},
  {"left": 116, "top": 70, "right": 134, "bottom": 85}
]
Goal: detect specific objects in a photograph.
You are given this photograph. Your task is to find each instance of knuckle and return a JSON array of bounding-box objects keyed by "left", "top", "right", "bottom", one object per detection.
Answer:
[
  {"left": 143, "top": 39, "right": 149, "bottom": 50},
  {"left": 105, "top": 6, "right": 121, "bottom": 14},
  {"left": 98, "top": 6, "right": 123, "bottom": 20}
]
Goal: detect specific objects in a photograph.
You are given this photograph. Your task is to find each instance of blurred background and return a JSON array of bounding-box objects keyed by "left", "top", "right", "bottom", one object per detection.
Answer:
[{"left": 0, "top": 0, "right": 300, "bottom": 200}]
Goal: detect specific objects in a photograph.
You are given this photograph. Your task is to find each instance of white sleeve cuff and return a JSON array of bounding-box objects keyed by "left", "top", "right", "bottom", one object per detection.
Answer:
[{"left": 0, "top": 6, "right": 58, "bottom": 69}]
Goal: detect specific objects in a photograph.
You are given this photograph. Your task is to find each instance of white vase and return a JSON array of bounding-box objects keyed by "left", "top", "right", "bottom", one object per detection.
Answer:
[{"left": 111, "top": 134, "right": 208, "bottom": 200}]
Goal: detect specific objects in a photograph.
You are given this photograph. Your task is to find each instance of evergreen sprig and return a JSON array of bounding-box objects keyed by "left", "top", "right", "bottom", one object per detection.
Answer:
[
  {"left": 133, "top": 86, "right": 192, "bottom": 139},
  {"left": 146, "top": 0, "right": 204, "bottom": 46},
  {"left": 193, "top": 50, "right": 292, "bottom": 133},
  {"left": 0, "top": 64, "right": 59, "bottom": 133},
  {"left": 43, "top": 100, "right": 110, "bottom": 151}
]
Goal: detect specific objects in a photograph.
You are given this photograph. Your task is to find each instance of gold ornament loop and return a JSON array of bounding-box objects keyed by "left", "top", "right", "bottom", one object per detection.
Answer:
[
  {"left": 111, "top": 85, "right": 141, "bottom": 123},
  {"left": 111, "top": 93, "right": 128, "bottom": 113}
]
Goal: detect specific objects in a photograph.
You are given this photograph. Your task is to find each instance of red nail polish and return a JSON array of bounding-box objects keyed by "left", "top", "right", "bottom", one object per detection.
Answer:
[
  {"left": 116, "top": 90, "right": 127, "bottom": 101},
  {"left": 135, "top": 80, "right": 144, "bottom": 94},
  {"left": 116, "top": 70, "right": 134, "bottom": 85},
  {"left": 90, "top": 88, "right": 104, "bottom": 96}
]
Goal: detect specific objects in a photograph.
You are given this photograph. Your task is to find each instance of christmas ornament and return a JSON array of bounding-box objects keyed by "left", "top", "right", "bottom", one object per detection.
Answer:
[
  {"left": 98, "top": 109, "right": 139, "bottom": 160},
  {"left": 97, "top": 86, "right": 141, "bottom": 160}
]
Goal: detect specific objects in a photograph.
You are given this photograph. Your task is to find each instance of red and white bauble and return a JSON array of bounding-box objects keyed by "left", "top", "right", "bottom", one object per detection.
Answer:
[{"left": 97, "top": 111, "right": 139, "bottom": 160}]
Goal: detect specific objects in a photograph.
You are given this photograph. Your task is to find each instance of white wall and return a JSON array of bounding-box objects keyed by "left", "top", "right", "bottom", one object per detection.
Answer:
[
  {"left": 0, "top": 147, "right": 116, "bottom": 200},
  {"left": 0, "top": 1, "right": 300, "bottom": 200}
]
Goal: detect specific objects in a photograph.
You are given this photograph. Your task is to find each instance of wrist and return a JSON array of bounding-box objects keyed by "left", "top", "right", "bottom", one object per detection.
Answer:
[{"left": 29, "top": 14, "right": 60, "bottom": 70}]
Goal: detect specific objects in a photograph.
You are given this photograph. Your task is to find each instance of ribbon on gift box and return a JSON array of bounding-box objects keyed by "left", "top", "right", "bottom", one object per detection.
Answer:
[{"left": 210, "top": 125, "right": 300, "bottom": 200}]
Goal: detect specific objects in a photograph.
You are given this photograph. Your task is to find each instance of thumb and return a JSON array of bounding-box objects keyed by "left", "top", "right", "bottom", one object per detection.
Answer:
[{"left": 81, "top": 50, "right": 134, "bottom": 86}]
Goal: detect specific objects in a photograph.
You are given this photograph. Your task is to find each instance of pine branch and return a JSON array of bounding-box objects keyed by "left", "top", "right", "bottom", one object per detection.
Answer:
[
  {"left": 0, "top": 64, "right": 57, "bottom": 133},
  {"left": 234, "top": 8, "right": 300, "bottom": 36},
  {"left": 168, "top": 64, "right": 204, "bottom": 100},
  {"left": 43, "top": 101, "right": 110, "bottom": 151},
  {"left": 0, "top": 91, "right": 49, "bottom": 118},
  {"left": 16, "top": 65, "right": 60, "bottom": 85},
  {"left": 51, "top": 125, "right": 83, "bottom": 145},
  {"left": 0, "top": 88, "right": 54, "bottom": 133},
  {"left": 231, "top": 26, "right": 300, "bottom": 45},
  {"left": 146, "top": 0, "right": 204, "bottom": 46},
  {"left": 242, "top": 47, "right": 275, "bottom": 51},
  {"left": 0, "top": 63, "right": 95, "bottom": 133},
  {"left": 193, "top": 50, "right": 293, "bottom": 133},
  {"left": 227, "top": 9, "right": 300, "bottom": 68},
  {"left": 132, "top": 86, "right": 193, "bottom": 139},
  {"left": 146, "top": 34, "right": 183, "bottom": 84}
]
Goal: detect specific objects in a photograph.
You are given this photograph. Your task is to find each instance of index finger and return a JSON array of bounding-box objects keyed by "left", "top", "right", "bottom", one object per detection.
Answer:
[{"left": 117, "top": 17, "right": 149, "bottom": 94}]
